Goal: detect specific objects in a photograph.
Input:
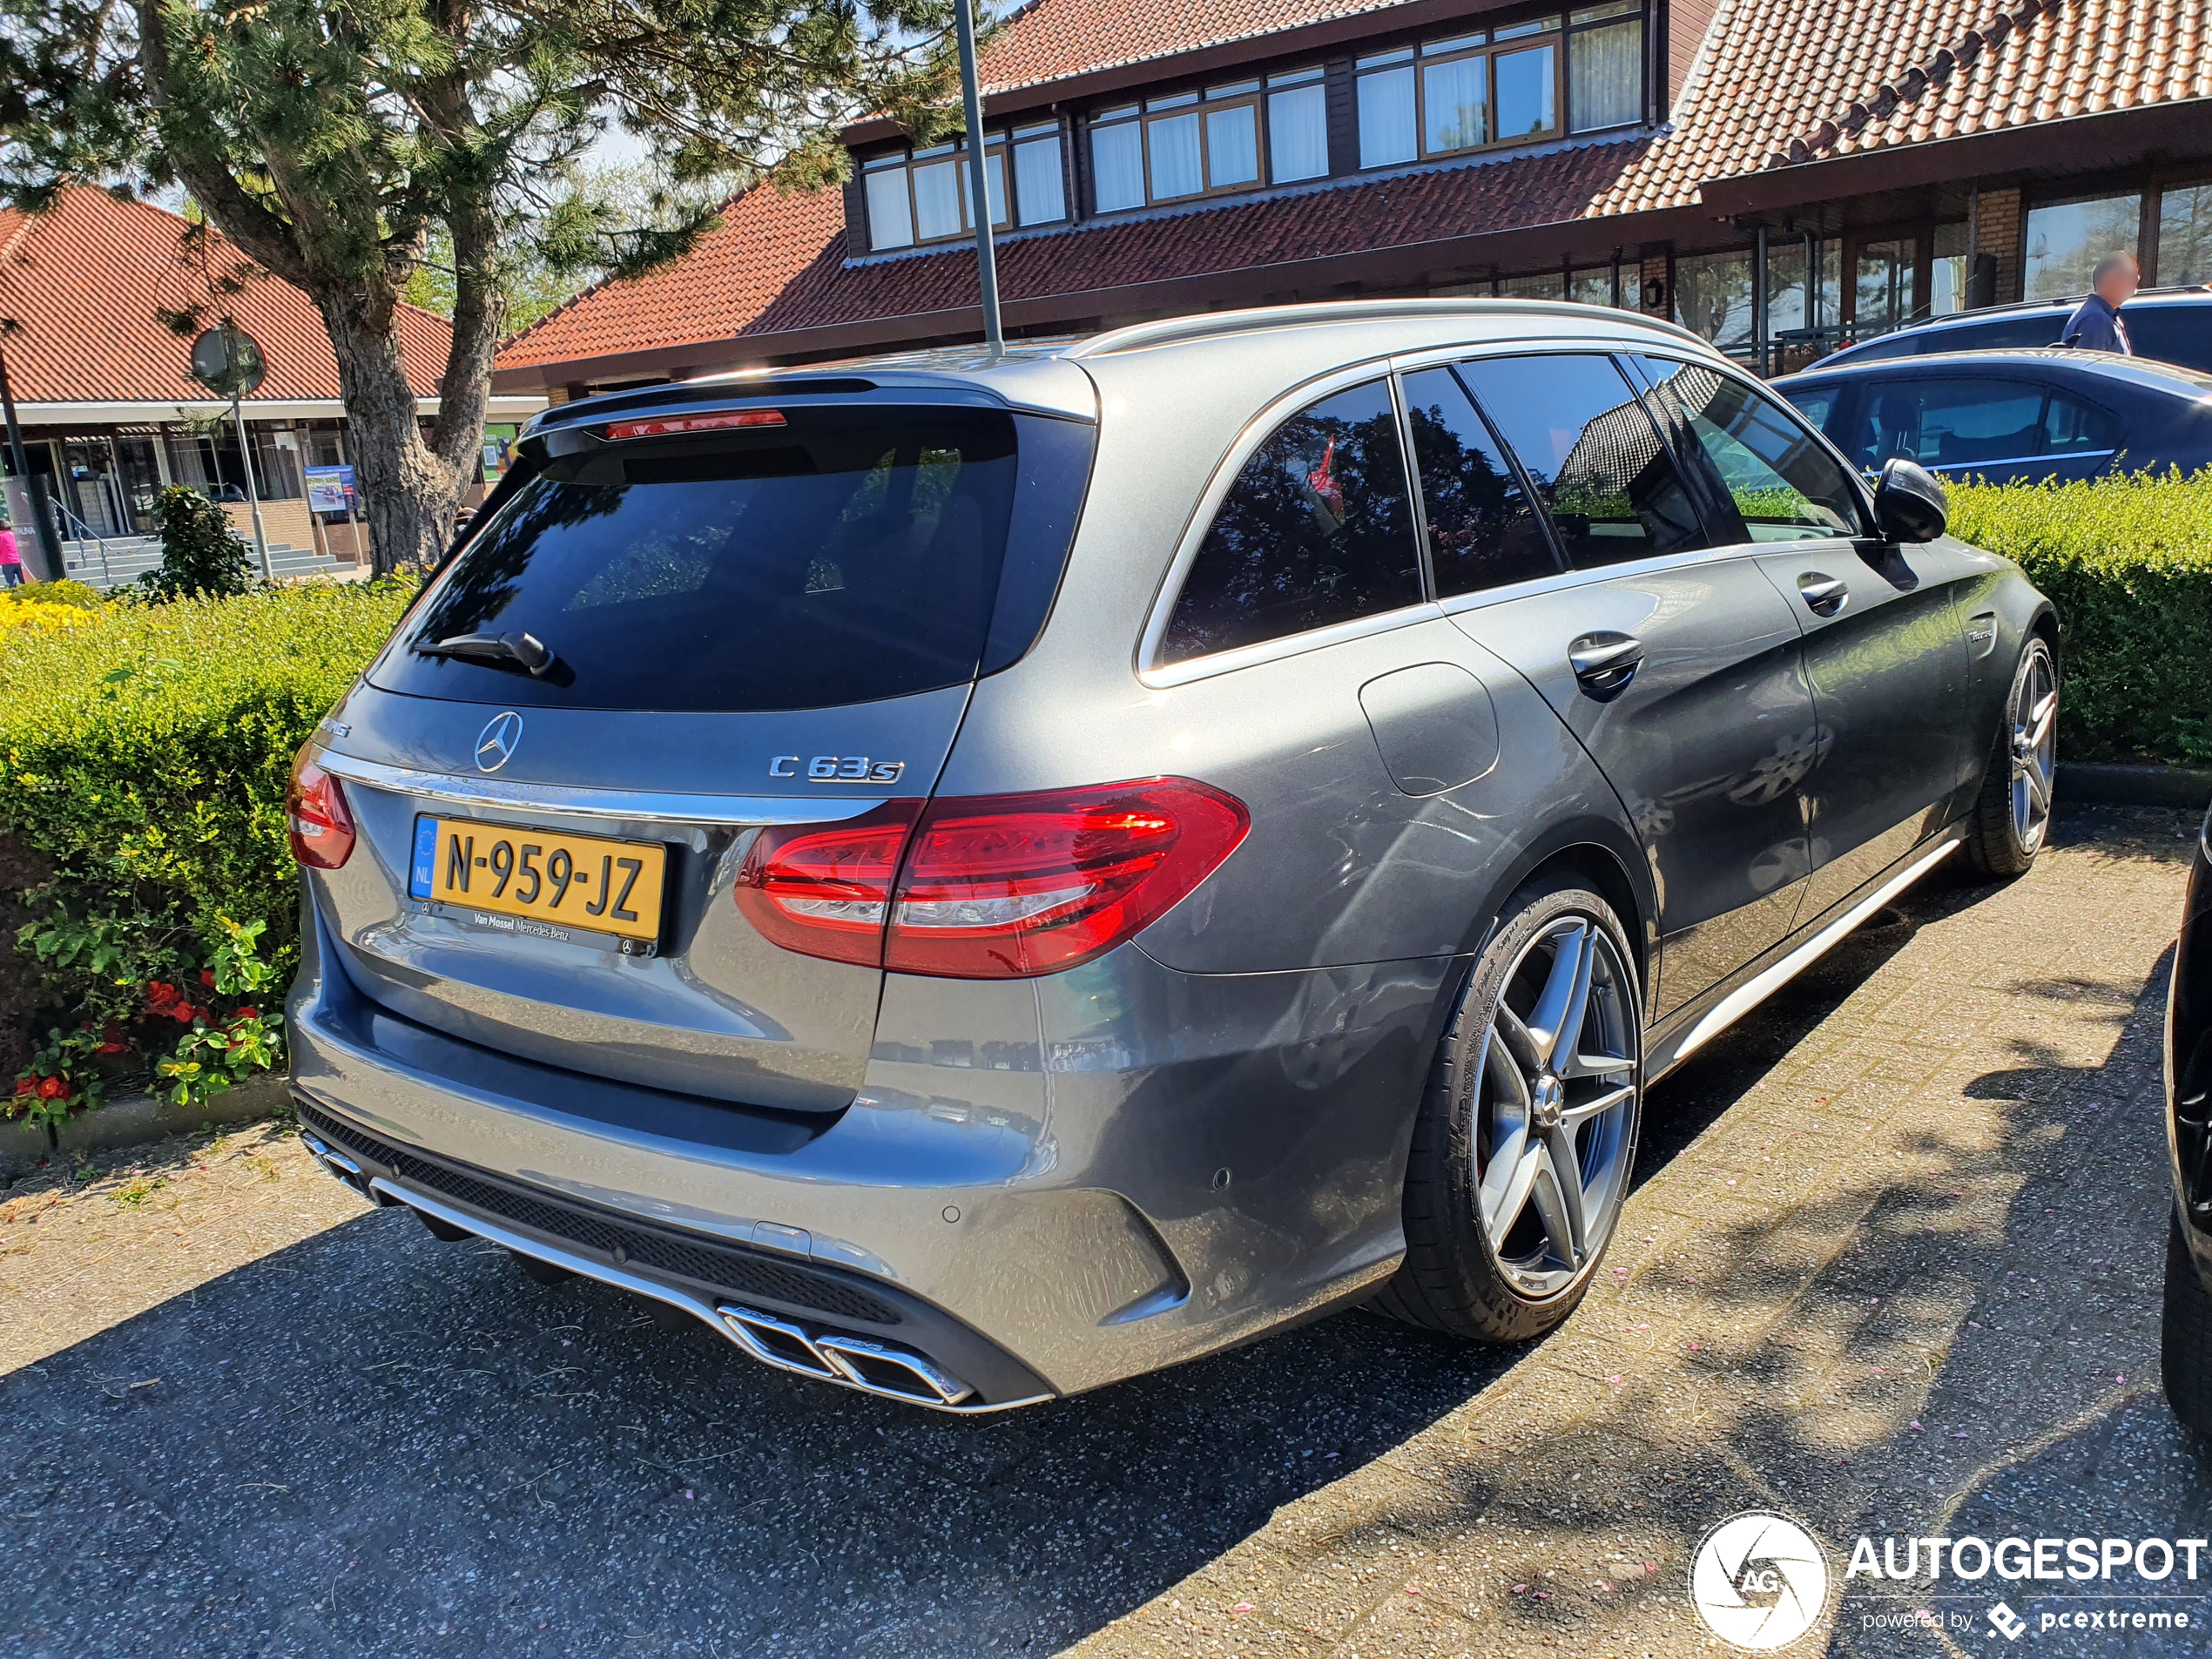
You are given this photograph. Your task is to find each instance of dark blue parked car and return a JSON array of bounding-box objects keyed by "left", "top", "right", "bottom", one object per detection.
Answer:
[
  {"left": 1816, "top": 287, "right": 2212, "bottom": 374},
  {"left": 1777, "top": 348, "right": 2212, "bottom": 485}
]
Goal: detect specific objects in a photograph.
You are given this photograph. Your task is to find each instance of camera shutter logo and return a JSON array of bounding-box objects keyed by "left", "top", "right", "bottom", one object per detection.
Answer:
[
  {"left": 1689, "top": 1511, "right": 1831, "bottom": 1650},
  {"left": 475, "top": 711, "right": 523, "bottom": 773}
]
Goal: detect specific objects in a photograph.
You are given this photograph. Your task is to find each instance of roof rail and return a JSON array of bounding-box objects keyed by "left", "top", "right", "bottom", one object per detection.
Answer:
[{"left": 1066, "top": 298, "right": 1707, "bottom": 358}]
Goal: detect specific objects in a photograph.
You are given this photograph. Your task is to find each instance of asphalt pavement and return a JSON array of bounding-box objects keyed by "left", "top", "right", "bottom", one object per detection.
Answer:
[{"left": 2, "top": 805, "right": 2206, "bottom": 1658}]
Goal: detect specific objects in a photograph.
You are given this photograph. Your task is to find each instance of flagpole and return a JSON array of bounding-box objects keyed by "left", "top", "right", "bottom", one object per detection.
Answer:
[{"left": 952, "top": 1, "right": 1004, "bottom": 352}]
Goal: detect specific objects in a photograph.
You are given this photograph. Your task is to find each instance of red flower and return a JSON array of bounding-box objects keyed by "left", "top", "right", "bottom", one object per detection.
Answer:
[
  {"left": 169, "top": 1002, "right": 199, "bottom": 1024},
  {"left": 37, "top": 1076, "right": 67, "bottom": 1099},
  {"left": 232, "top": 1007, "right": 260, "bottom": 1024},
  {"left": 146, "top": 981, "right": 182, "bottom": 1015},
  {"left": 98, "top": 1039, "right": 129, "bottom": 1055},
  {"left": 14, "top": 1078, "right": 34, "bottom": 1096},
  {"left": 199, "top": 968, "right": 217, "bottom": 988}
]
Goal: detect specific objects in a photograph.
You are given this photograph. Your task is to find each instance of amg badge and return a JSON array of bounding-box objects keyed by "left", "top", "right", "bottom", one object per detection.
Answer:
[{"left": 770, "top": 755, "right": 907, "bottom": 785}]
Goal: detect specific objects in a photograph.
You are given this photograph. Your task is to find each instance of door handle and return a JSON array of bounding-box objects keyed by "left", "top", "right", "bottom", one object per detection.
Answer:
[
  {"left": 1797, "top": 573, "right": 1848, "bottom": 616},
  {"left": 1568, "top": 632, "right": 1643, "bottom": 698}
]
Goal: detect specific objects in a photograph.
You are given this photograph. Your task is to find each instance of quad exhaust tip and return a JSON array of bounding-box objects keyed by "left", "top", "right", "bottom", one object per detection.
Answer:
[
  {"left": 717, "top": 1305, "right": 977, "bottom": 1407},
  {"left": 298, "top": 1142, "right": 1039, "bottom": 1413}
]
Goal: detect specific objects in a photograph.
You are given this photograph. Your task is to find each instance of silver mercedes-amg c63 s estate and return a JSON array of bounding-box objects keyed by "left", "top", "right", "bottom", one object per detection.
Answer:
[{"left": 286, "top": 300, "right": 2058, "bottom": 1412}]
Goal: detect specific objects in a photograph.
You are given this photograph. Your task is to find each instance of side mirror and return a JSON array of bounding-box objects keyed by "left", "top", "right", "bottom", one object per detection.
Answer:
[{"left": 1872, "top": 457, "right": 1947, "bottom": 543}]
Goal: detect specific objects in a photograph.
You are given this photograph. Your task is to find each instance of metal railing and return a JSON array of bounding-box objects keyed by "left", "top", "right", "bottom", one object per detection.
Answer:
[{"left": 49, "top": 502, "right": 114, "bottom": 588}]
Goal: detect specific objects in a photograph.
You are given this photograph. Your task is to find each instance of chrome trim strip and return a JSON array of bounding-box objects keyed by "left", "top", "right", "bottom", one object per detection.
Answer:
[
  {"left": 366, "top": 1176, "right": 1052, "bottom": 1414},
  {"left": 315, "top": 751, "right": 887, "bottom": 826},
  {"left": 1930, "top": 449, "right": 2113, "bottom": 472},
  {"left": 1673, "top": 835, "right": 1961, "bottom": 1061}
]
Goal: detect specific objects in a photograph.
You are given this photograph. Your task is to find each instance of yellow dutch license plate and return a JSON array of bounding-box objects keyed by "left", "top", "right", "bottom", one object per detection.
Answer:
[{"left": 408, "top": 816, "right": 667, "bottom": 941}]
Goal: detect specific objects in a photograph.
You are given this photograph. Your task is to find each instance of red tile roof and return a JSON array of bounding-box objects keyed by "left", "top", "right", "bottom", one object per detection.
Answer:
[
  {"left": 976, "top": 0, "right": 1415, "bottom": 94},
  {"left": 1761, "top": 0, "right": 2212, "bottom": 167},
  {"left": 0, "top": 187, "right": 453, "bottom": 405},
  {"left": 496, "top": 185, "right": 847, "bottom": 372},
  {"left": 496, "top": 0, "right": 2210, "bottom": 381}
]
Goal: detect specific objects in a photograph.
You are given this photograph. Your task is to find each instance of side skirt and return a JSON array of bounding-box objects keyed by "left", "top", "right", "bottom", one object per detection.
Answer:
[{"left": 1643, "top": 833, "right": 1963, "bottom": 1082}]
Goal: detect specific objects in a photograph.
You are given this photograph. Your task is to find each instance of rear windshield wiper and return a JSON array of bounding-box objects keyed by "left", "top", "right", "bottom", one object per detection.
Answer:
[{"left": 414, "top": 630, "right": 560, "bottom": 679}]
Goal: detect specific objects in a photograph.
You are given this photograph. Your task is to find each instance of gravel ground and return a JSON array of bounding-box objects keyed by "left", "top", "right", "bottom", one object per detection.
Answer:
[{"left": 1, "top": 805, "right": 2206, "bottom": 1658}]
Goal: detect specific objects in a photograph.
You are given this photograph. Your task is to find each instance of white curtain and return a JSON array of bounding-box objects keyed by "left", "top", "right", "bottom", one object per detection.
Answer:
[
  {"left": 1091, "top": 123, "right": 1145, "bottom": 212},
  {"left": 1206, "top": 105, "right": 1259, "bottom": 188},
  {"left": 865, "top": 170, "right": 914, "bottom": 251},
  {"left": 1268, "top": 84, "right": 1328, "bottom": 181},
  {"left": 1014, "top": 136, "right": 1066, "bottom": 225},
  {"left": 1569, "top": 21, "right": 1641, "bottom": 132},
  {"left": 1422, "top": 57, "right": 1488, "bottom": 153},
  {"left": 1148, "top": 111, "right": 1203, "bottom": 199},
  {"left": 1358, "top": 67, "right": 1417, "bottom": 168},
  {"left": 911, "top": 158, "right": 962, "bottom": 241}
]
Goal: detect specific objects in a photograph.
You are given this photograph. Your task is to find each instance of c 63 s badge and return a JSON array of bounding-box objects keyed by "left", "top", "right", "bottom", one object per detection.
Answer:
[{"left": 771, "top": 755, "right": 907, "bottom": 785}]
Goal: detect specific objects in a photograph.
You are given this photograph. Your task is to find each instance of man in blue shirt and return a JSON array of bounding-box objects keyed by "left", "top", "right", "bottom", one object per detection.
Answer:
[{"left": 2061, "top": 253, "right": 2139, "bottom": 354}]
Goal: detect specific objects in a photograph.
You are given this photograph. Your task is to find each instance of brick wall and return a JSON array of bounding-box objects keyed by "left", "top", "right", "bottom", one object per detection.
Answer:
[
  {"left": 1640, "top": 250, "right": 1672, "bottom": 317},
  {"left": 1974, "top": 187, "right": 2022, "bottom": 306}
]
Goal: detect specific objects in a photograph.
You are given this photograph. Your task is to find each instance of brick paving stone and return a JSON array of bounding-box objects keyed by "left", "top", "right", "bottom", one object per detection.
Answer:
[{"left": 4, "top": 808, "right": 2207, "bottom": 1658}]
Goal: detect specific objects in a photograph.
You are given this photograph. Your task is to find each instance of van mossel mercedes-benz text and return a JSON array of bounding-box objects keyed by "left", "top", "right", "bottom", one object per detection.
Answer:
[{"left": 287, "top": 300, "right": 2057, "bottom": 1411}]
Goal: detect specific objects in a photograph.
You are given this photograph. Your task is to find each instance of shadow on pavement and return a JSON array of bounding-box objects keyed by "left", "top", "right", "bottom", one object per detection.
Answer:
[{"left": 4, "top": 806, "right": 2202, "bottom": 1658}]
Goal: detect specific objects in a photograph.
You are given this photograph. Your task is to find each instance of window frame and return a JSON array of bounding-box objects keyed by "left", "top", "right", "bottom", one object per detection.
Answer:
[
  {"left": 1620, "top": 353, "right": 1875, "bottom": 544},
  {"left": 1086, "top": 71, "right": 1326, "bottom": 216},
  {"left": 1357, "top": 10, "right": 1640, "bottom": 172},
  {"left": 860, "top": 121, "right": 1069, "bottom": 252},
  {"left": 1565, "top": 1, "right": 1645, "bottom": 134},
  {"left": 1137, "top": 359, "right": 1434, "bottom": 685}
]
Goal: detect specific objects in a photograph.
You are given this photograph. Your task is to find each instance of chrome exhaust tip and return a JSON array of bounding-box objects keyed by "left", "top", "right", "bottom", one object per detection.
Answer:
[
  {"left": 301, "top": 1132, "right": 373, "bottom": 1200},
  {"left": 718, "top": 1305, "right": 977, "bottom": 1407}
]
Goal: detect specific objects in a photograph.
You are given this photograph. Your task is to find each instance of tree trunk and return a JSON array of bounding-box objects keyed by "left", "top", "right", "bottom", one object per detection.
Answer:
[{"left": 314, "top": 285, "right": 461, "bottom": 575}]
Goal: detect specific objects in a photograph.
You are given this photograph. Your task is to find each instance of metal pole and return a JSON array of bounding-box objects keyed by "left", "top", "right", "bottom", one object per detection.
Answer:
[
  {"left": 1753, "top": 223, "right": 1769, "bottom": 377},
  {"left": 0, "top": 339, "right": 65, "bottom": 582},
  {"left": 952, "top": 0, "right": 1003, "bottom": 353},
  {"left": 232, "top": 388, "right": 271, "bottom": 579}
]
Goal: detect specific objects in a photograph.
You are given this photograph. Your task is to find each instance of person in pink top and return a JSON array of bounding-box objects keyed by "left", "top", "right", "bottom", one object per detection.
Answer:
[{"left": 0, "top": 517, "right": 22, "bottom": 589}]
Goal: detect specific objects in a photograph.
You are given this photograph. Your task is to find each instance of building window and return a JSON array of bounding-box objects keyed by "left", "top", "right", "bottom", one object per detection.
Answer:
[
  {"left": 1358, "top": 11, "right": 1641, "bottom": 171},
  {"left": 2158, "top": 180, "right": 2212, "bottom": 285},
  {"left": 2023, "top": 192, "right": 2141, "bottom": 300},
  {"left": 1268, "top": 68, "right": 1329, "bottom": 181},
  {"left": 862, "top": 124, "right": 1066, "bottom": 252},
  {"left": 1568, "top": 2, "right": 1642, "bottom": 132},
  {"left": 1931, "top": 221, "right": 1969, "bottom": 315},
  {"left": 1674, "top": 248, "right": 1756, "bottom": 357},
  {"left": 1089, "top": 71, "right": 1326, "bottom": 213}
]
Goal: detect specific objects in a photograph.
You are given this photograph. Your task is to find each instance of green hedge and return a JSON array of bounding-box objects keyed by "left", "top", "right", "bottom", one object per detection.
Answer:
[
  {"left": 0, "top": 581, "right": 414, "bottom": 1117},
  {"left": 1947, "top": 469, "right": 2212, "bottom": 767}
]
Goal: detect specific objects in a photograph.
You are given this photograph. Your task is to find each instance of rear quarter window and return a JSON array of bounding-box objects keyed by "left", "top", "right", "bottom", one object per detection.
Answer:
[{"left": 2124, "top": 305, "right": 2212, "bottom": 373}]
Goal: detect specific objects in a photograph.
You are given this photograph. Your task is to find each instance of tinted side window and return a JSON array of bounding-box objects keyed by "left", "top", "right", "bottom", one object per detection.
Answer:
[
  {"left": 1161, "top": 379, "right": 1421, "bottom": 664},
  {"left": 1841, "top": 379, "right": 2046, "bottom": 472},
  {"left": 2041, "top": 390, "right": 2123, "bottom": 454},
  {"left": 1399, "top": 366, "right": 1561, "bottom": 597},
  {"left": 2120, "top": 306, "right": 2212, "bottom": 372},
  {"left": 1456, "top": 354, "right": 1707, "bottom": 569},
  {"left": 1781, "top": 387, "right": 1839, "bottom": 435},
  {"left": 1632, "top": 356, "right": 1865, "bottom": 542}
]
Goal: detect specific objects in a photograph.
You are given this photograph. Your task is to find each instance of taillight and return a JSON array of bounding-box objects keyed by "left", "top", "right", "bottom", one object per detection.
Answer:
[
  {"left": 733, "top": 800, "right": 922, "bottom": 968},
  {"left": 287, "top": 745, "right": 356, "bottom": 870},
  {"left": 732, "top": 779, "right": 1249, "bottom": 979}
]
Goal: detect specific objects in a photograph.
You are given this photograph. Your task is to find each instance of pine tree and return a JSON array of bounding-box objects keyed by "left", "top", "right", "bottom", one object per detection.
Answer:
[{"left": 0, "top": 0, "right": 963, "bottom": 572}]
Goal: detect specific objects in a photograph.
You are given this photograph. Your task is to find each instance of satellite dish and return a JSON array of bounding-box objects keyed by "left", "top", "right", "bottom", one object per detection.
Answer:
[{"left": 188, "top": 321, "right": 266, "bottom": 397}]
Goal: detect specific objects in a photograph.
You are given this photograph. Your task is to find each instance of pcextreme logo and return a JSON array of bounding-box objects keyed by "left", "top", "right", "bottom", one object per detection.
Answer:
[{"left": 1689, "top": 1511, "right": 1831, "bottom": 1650}]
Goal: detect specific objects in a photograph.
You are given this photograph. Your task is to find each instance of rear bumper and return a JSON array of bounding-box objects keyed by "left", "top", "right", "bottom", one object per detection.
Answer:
[{"left": 287, "top": 896, "right": 1452, "bottom": 1399}]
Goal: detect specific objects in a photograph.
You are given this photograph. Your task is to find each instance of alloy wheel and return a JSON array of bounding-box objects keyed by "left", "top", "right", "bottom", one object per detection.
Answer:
[
  {"left": 2009, "top": 643, "right": 2058, "bottom": 857},
  {"left": 1471, "top": 914, "right": 1640, "bottom": 1298}
]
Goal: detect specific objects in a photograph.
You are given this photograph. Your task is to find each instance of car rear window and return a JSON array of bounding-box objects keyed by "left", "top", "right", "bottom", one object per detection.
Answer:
[{"left": 372, "top": 405, "right": 1093, "bottom": 712}]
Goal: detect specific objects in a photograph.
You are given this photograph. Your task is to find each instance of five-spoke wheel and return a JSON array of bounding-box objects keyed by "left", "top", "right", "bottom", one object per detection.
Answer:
[
  {"left": 1967, "top": 634, "right": 2058, "bottom": 880},
  {"left": 1380, "top": 880, "right": 1643, "bottom": 1341}
]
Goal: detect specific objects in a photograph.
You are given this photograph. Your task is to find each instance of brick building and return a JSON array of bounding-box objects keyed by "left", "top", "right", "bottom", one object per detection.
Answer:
[
  {"left": 0, "top": 189, "right": 543, "bottom": 583},
  {"left": 492, "top": 0, "right": 2212, "bottom": 398}
]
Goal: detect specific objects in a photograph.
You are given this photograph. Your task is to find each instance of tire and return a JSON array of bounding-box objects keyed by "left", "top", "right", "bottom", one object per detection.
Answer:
[
  {"left": 2162, "top": 1211, "right": 2212, "bottom": 1442},
  {"left": 1964, "top": 634, "right": 2057, "bottom": 880},
  {"left": 1377, "top": 879, "right": 1643, "bottom": 1343}
]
